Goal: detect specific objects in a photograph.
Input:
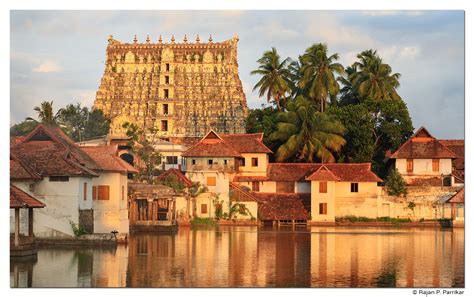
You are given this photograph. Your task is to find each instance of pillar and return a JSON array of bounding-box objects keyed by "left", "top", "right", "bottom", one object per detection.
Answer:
[
  {"left": 14, "top": 208, "right": 20, "bottom": 246},
  {"left": 28, "top": 208, "right": 34, "bottom": 238}
]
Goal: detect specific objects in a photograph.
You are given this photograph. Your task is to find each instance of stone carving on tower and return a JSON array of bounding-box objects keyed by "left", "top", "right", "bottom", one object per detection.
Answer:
[{"left": 93, "top": 34, "right": 248, "bottom": 140}]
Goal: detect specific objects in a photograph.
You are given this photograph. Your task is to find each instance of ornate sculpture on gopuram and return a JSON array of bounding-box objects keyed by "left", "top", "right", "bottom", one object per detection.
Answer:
[{"left": 93, "top": 34, "right": 248, "bottom": 140}]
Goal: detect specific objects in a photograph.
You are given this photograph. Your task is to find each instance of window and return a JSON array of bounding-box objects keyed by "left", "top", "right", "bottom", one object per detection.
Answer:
[
  {"left": 252, "top": 181, "right": 260, "bottom": 192},
  {"left": 251, "top": 157, "right": 259, "bottom": 167},
  {"left": 201, "top": 204, "right": 208, "bottom": 214},
  {"left": 407, "top": 158, "right": 414, "bottom": 173},
  {"left": 166, "top": 156, "right": 178, "bottom": 164},
  {"left": 49, "top": 176, "right": 69, "bottom": 182},
  {"left": 29, "top": 183, "right": 35, "bottom": 193},
  {"left": 432, "top": 159, "right": 440, "bottom": 172},
  {"left": 83, "top": 182, "right": 87, "bottom": 201},
  {"left": 319, "top": 181, "right": 327, "bottom": 193},
  {"left": 92, "top": 186, "right": 97, "bottom": 200},
  {"left": 163, "top": 104, "right": 169, "bottom": 115},
  {"left": 192, "top": 159, "right": 196, "bottom": 165},
  {"left": 241, "top": 158, "right": 246, "bottom": 166},
  {"left": 161, "top": 120, "right": 168, "bottom": 131},
  {"left": 97, "top": 185, "right": 110, "bottom": 200},
  {"left": 165, "top": 76, "right": 170, "bottom": 84},
  {"left": 164, "top": 89, "right": 169, "bottom": 98},
  {"left": 319, "top": 203, "right": 328, "bottom": 215},
  {"left": 351, "top": 183, "right": 359, "bottom": 193},
  {"left": 224, "top": 159, "right": 228, "bottom": 165},
  {"left": 165, "top": 63, "right": 170, "bottom": 71},
  {"left": 208, "top": 159, "right": 213, "bottom": 165},
  {"left": 122, "top": 185, "right": 125, "bottom": 201},
  {"left": 276, "top": 182, "right": 295, "bottom": 193},
  {"left": 207, "top": 176, "right": 216, "bottom": 186}
]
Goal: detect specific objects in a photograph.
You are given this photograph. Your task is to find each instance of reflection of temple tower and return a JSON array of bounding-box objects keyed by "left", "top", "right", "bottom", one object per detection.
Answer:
[{"left": 94, "top": 34, "right": 248, "bottom": 139}]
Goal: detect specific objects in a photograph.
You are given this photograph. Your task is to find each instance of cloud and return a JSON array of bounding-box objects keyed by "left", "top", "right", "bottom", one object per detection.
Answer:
[
  {"left": 361, "top": 10, "right": 425, "bottom": 17},
  {"left": 32, "top": 60, "right": 62, "bottom": 73},
  {"left": 256, "top": 21, "right": 299, "bottom": 42}
]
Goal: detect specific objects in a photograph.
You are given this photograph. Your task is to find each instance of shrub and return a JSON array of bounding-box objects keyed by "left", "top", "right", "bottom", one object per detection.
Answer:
[
  {"left": 69, "top": 220, "right": 88, "bottom": 237},
  {"left": 190, "top": 217, "right": 217, "bottom": 228},
  {"left": 386, "top": 168, "right": 407, "bottom": 197}
]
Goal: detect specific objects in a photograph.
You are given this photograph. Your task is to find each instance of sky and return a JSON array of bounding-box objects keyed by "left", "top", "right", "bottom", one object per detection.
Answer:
[{"left": 10, "top": 10, "right": 465, "bottom": 138}]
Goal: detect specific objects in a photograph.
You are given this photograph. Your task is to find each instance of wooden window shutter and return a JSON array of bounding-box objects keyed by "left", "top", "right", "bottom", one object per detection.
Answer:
[
  {"left": 407, "top": 159, "right": 414, "bottom": 173},
  {"left": 98, "top": 185, "right": 110, "bottom": 200},
  {"left": 201, "top": 204, "right": 208, "bottom": 214},
  {"left": 83, "top": 182, "right": 87, "bottom": 201},
  {"left": 92, "top": 186, "right": 97, "bottom": 200},
  {"left": 122, "top": 185, "right": 125, "bottom": 201},
  {"left": 207, "top": 176, "right": 216, "bottom": 186},
  {"left": 319, "top": 203, "right": 327, "bottom": 215},
  {"left": 432, "top": 159, "right": 440, "bottom": 172},
  {"left": 319, "top": 182, "right": 327, "bottom": 193}
]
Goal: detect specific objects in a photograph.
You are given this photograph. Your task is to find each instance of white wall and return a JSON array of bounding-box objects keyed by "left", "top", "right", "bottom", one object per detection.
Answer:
[
  {"left": 11, "top": 177, "right": 93, "bottom": 237},
  {"left": 92, "top": 172, "right": 129, "bottom": 234},
  {"left": 396, "top": 158, "right": 452, "bottom": 175}
]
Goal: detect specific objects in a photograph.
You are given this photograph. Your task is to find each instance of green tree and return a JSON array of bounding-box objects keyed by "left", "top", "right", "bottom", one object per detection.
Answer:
[
  {"left": 337, "top": 65, "right": 361, "bottom": 105},
  {"left": 122, "top": 122, "right": 162, "bottom": 183},
  {"left": 350, "top": 49, "right": 402, "bottom": 101},
  {"left": 386, "top": 168, "right": 407, "bottom": 197},
  {"left": 245, "top": 105, "right": 282, "bottom": 156},
  {"left": 250, "top": 47, "right": 292, "bottom": 110},
  {"left": 299, "top": 43, "right": 344, "bottom": 112},
  {"left": 270, "top": 96, "right": 346, "bottom": 163},
  {"left": 59, "top": 104, "right": 110, "bottom": 141},
  {"left": 26, "top": 101, "right": 63, "bottom": 125},
  {"left": 10, "top": 120, "right": 37, "bottom": 137}
]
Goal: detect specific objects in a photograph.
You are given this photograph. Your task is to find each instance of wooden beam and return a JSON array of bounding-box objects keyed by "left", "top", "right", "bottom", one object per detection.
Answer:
[{"left": 28, "top": 208, "right": 34, "bottom": 238}]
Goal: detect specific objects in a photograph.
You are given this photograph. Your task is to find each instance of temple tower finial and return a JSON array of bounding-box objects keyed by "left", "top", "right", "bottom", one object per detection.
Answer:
[
  {"left": 146, "top": 35, "right": 150, "bottom": 43},
  {"left": 183, "top": 34, "right": 188, "bottom": 43},
  {"left": 208, "top": 34, "right": 213, "bottom": 43},
  {"left": 196, "top": 34, "right": 200, "bottom": 43},
  {"left": 158, "top": 35, "right": 163, "bottom": 44},
  {"left": 133, "top": 35, "right": 138, "bottom": 44},
  {"left": 171, "top": 35, "right": 175, "bottom": 43}
]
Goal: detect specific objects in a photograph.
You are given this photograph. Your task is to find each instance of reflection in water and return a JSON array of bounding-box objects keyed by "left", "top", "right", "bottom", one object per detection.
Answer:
[{"left": 10, "top": 226, "right": 464, "bottom": 288}]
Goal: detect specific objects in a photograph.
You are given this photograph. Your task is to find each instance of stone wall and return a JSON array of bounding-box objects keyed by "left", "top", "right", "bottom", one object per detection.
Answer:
[{"left": 79, "top": 209, "right": 94, "bottom": 234}]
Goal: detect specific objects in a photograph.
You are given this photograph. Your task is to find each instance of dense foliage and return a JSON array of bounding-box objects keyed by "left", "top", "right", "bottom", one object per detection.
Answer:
[
  {"left": 385, "top": 168, "right": 408, "bottom": 197},
  {"left": 249, "top": 42, "right": 414, "bottom": 178},
  {"left": 10, "top": 101, "right": 110, "bottom": 142}
]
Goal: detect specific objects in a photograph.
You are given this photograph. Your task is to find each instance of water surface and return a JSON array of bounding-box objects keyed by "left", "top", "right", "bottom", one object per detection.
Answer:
[{"left": 10, "top": 226, "right": 464, "bottom": 288}]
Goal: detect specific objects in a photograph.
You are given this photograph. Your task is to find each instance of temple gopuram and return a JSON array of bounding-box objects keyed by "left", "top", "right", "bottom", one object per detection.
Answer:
[{"left": 93, "top": 34, "right": 248, "bottom": 141}]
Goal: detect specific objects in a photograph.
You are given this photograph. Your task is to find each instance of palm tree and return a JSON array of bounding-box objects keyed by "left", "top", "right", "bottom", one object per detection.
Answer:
[
  {"left": 270, "top": 96, "right": 346, "bottom": 163},
  {"left": 299, "top": 43, "right": 344, "bottom": 112},
  {"left": 26, "top": 100, "right": 63, "bottom": 125},
  {"left": 251, "top": 47, "right": 292, "bottom": 110},
  {"left": 337, "top": 65, "right": 361, "bottom": 105},
  {"left": 351, "top": 50, "right": 402, "bottom": 101}
]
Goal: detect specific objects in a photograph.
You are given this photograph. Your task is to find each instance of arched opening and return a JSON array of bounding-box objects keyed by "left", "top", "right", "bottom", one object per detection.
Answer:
[{"left": 120, "top": 153, "right": 134, "bottom": 166}]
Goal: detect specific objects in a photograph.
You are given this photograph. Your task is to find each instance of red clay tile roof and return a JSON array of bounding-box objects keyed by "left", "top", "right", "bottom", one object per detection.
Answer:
[
  {"left": 439, "top": 139, "right": 464, "bottom": 182},
  {"left": 230, "top": 182, "right": 258, "bottom": 202},
  {"left": 306, "top": 165, "right": 340, "bottom": 181},
  {"left": 266, "top": 163, "right": 382, "bottom": 183},
  {"left": 156, "top": 168, "right": 193, "bottom": 187},
  {"left": 181, "top": 130, "right": 272, "bottom": 157},
  {"left": 10, "top": 153, "right": 42, "bottom": 180},
  {"left": 11, "top": 124, "right": 99, "bottom": 177},
  {"left": 232, "top": 175, "right": 269, "bottom": 182},
  {"left": 10, "top": 184, "right": 45, "bottom": 208},
  {"left": 447, "top": 187, "right": 464, "bottom": 204},
  {"left": 255, "top": 193, "right": 311, "bottom": 221},
  {"left": 390, "top": 127, "right": 457, "bottom": 159},
  {"left": 81, "top": 145, "right": 138, "bottom": 174}
]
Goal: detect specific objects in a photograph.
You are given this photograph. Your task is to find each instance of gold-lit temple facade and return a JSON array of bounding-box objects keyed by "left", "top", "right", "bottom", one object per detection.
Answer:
[{"left": 94, "top": 34, "right": 248, "bottom": 139}]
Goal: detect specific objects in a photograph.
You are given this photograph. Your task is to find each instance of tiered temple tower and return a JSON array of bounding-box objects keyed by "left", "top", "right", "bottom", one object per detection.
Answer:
[{"left": 93, "top": 34, "right": 248, "bottom": 140}]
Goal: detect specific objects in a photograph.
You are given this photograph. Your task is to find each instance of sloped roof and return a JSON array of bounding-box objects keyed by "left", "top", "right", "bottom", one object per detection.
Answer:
[
  {"left": 181, "top": 130, "right": 272, "bottom": 157},
  {"left": 230, "top": 182, "right": 258, "bottom": 202},
  {"left": 11, "top": 124, "right": 99, "bottom": 177},
  {"left": 447, "top": 187, "right": 464, "bottom": 204},
  {"left": 439, "top": 139, "right": 464, "bottom": 182},
  {"left": 156, "top": 168, "right": 193, "bottom": 187},
  {"left": 255, "top": 193, "right": 311, "bottom": 220},
  {"left": 81, "top": 145, "right": 138, "bottom": 174},
  {"left": 390, "top": 127, "right": 457, "bottom": 159},
  {"left": 233, "top": 175, "right": 269, "bottom": 182},
  {"left": 10, "top": 153, "right": 42, "bottom": 180},
  {"left": 306, "top": 165, "right": 340, "bottom": 181},
  {"left": 266, "top": 163, "right": 382, "bottom": 183},
  {"left": 10, "top": 184, "right": 45, "bottom": 208}
]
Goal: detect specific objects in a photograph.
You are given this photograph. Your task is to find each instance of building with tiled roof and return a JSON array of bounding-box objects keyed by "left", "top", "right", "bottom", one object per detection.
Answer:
[
  {"left": 390, "top": 127, "right": 462, "bottom": 186},
  {"left": 10, "top": 124, "right": 135, "bottom": 237},
  {"left": 439, "top": 139, "right": 464, "bottom": 183},
  {"left": 446, "top": 187, "right": 464, "bottom": 227}
]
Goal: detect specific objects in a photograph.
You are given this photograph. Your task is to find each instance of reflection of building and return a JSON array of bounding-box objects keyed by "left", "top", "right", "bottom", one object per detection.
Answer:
[
  {"left": 94, "top": 34, "right": 248, "bottom": 138},
  {"left": 390, "top": 127, "right": 464, "bottom": 186}
]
